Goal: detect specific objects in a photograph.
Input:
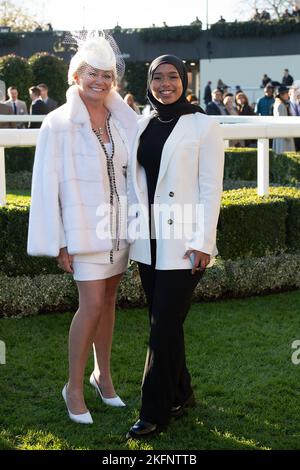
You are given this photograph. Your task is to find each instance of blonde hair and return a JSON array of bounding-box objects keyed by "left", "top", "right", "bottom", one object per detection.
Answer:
[{"left": 68, "top": 58, "right": 116, "bottom": 86}]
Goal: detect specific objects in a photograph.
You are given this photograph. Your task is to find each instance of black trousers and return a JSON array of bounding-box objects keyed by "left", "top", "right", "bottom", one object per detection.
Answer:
[{"left": 138, "top": 240, "right": 203, "bottom": 425}]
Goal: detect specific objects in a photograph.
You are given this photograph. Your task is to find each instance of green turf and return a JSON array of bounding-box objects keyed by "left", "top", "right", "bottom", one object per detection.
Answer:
[{"left": 1, "top": 290, "right": 300, "bottom": 450}]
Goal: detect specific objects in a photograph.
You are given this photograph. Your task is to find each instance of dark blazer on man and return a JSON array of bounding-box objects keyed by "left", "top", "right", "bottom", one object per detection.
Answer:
[
  {"left": 29, "top": 99, "right": 48, "bottom": 128},
  {"left": 44, "top": 97, "right": 58, "bottom": 113},
  {"left": 206, "top": 101, "right": 229, "bottom": 115}
]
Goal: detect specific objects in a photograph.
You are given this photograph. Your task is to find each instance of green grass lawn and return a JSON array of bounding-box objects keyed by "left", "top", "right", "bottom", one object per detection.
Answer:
[{"left": 1, "top": 290, "right": 300, "bottom": 450}]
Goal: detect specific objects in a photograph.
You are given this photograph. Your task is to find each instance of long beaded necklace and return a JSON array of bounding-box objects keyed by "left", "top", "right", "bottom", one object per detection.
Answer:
[{"left": 92, "top": 114, "right": 121, "bottom": 264}]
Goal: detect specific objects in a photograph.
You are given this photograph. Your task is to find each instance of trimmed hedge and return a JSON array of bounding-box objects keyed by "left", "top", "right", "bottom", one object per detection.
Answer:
[
  {"left": 5, "top": 147, "right": 35, "bottom": 174},
  {"left": 271, "top": 152, "right": 300, "bottom": 185},
  {"left": 2, "top": 187, "right": 300, "bottom": 276},
  {"left": 0, "top": 54, "right": 33, "bottom": 104},
  {"left": 224, "top": 149, "right": 300, "bottom": 184},
  {"left": 218, "top": 187, "right": 300, "bottom": 259},
  {"left": 2, "top": 252, "right": 300, "bottom": 317},
  {"left": 218, "top": 189, "right": 287, "bottom": 259},
  {"left": 28, "top": 52, "right": 68, "bottom": 106},
  {"left": 6, "top": 171, "right": 32, "bottom": 190},
  {"left": 0, "top": 196, "right": 59, "bottom": 277},
  {"left": 224, "top": 148, "right": 258, "bottom": 181}
]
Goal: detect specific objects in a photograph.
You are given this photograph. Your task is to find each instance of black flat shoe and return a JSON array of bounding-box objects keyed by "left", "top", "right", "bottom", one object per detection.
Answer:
[
  {"left": 126, "top": 419, "right": 159, "bottom": 439},
  {"left": 171, "top": 393, "right": 197, "bottom": 419}
]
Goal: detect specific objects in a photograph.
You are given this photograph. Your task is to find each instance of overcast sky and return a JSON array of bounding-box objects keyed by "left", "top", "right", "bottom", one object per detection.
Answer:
[{"left": 18, "top": 0, "right": 254, "bottom": 30}]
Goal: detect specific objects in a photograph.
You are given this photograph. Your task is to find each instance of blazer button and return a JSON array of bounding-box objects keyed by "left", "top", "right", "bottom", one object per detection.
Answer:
[
  {"left": 169, "top": 191, "right": 174, "bottom": 197},
  {"left": 167, "top": 219, "right": 173, "bottom": 225}
]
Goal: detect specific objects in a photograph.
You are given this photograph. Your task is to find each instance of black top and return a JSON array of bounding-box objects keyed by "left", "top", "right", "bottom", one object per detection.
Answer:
[{"left": 137, "top": 116, "right": 179, "bottom": 207}]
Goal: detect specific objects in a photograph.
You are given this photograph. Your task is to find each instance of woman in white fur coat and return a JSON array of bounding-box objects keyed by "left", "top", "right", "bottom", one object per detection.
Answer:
[{"left": 27, "top": 32, "right": 138, "bottom": 424}]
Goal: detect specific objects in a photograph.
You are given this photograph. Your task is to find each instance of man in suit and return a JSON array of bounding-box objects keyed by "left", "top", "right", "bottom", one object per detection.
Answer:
[
  {"left": 282, "top": 69, "right": 294, "bottom": 87},
  {"left": 206, "top": 89, "right": 229, "bottom": 115},
  {"left": 28, "top": 86, "right": 48, "bottom": 128},
  {"left": 37, "top": 83, "right": 58, "bottom": 113},
  {"left": 0, "top": 102, "right": 17, "bottom": 128},
  {"left": 4, "top": 86, "right": 28, "bottom": 128}
]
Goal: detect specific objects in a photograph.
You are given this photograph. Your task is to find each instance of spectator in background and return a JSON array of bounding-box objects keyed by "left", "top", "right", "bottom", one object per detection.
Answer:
[
  {"left": 273, "top": 85, "right": 295, "bottom": 154},
  {"left": 261, "top": 73, "right": 272, "bottom": 88},
  {"left": 37, "top": 83, "right": 58, "bottom": 113},
  {"left": 282, "top": 68, "right": 294, "bottom": 86},
  {"left": 236, "top": 92, "right": 255, "bottom": 147},
  {"left": 0, "top": 99, "right": 16, "bottom": 129},
  {"left": 186, "top": 94, "right": 199, "bottom": 105},
  {"left": 236, "top": 92, "right": 255, "bottom": 116},
  {"left": 206, "top": 89, "right": 229, "bottom": 115},
  {"left": 282, "top": 8, "right": 292, "bottom": 19},
  {"left": 253, "top": 8, "right": 261, "bottom": 20},
  {"left": 4, "top": 86, "right": 28, "bottom": 128},
  {"left": 223, "top": 93, "right": 240, "bottom": 147},
  {"left": 223, "top": 93, "right": 238, "bottom": 115},
  {"left": 255, "top": 84, "right": 275, "bottom": 115},
  {"left": 292, "top": 4, "right": 300, "bottom": 18},
  {"left": 261, "top": 10, "right": 271, "bottom": 20},
  {"left": 190, "top": 16, "right": 202, "bottom": 27},
  {"left": 123, "top": 93, "right": 141, "bottom": 114},
  {"left": 217, "top": 78, "right": 225, "bottom": 90},
  {"left": 204, "top": 81, "right": 212, "bottom": 105},
  {"left": 28, "top": 86, "right": 48, "bottom": 128}
]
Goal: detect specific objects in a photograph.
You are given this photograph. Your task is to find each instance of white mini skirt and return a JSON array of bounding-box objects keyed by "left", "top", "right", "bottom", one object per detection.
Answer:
[{"left": 72, "top": 248, "right": 129, "bottom": 281}]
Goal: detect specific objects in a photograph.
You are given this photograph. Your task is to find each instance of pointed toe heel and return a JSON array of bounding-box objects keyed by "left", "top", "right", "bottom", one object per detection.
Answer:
[
  {"left": 62, "top": 385, "right": 93, "bottom": 424},
  {"left": 89, "top": 373, "right": 126, "bottom": 407}
]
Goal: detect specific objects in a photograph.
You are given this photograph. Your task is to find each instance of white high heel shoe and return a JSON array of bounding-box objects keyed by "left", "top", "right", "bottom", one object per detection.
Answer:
[
  {"left": 62, "top": 385, "right": 93, "bottom": 424},
  {"left": 89, "top": 373, "right": 126, "bottom": 407}
]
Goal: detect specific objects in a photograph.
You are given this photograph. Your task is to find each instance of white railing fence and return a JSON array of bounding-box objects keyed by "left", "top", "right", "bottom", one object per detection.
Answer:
[{"left": 0, "top": 115, "right": 300, "bottom": 205}]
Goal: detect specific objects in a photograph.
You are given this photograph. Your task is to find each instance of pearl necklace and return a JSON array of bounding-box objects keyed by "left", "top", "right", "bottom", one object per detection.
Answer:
[{"left": 91, "top": 116, "right": 108, "bottom": 135}]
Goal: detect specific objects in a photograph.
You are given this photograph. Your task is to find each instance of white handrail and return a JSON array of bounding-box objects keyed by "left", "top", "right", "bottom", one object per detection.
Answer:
[
  {"left": 0, "top": 115, "right": 45, "bottom": 122},
  {"left": 1, "top": 117, "right": 300, "bottom": 205}
]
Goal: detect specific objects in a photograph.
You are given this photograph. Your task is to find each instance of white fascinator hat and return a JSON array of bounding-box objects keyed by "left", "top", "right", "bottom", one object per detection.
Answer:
[{"left": 67, "top": 30, "right": 125, "bottom": 85}]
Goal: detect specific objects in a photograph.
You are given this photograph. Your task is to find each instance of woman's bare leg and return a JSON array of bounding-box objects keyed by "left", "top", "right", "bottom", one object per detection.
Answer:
[
  {"left": 92, "top": 273, "right": 123, "bottom": 397},
  {"left": 66, "top": 280, "right": 106, "bottom": 414}
]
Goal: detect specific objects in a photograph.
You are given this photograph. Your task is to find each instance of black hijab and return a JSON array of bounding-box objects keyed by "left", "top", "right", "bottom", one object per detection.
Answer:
[{"left": 147, "top": 54, "right": 206, "bottom": 121}]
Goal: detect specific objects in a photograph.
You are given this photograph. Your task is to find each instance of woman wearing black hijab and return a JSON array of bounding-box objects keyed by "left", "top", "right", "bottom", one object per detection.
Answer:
[{"left": 127, "top": 55, "right": 224, "bottom": 438}]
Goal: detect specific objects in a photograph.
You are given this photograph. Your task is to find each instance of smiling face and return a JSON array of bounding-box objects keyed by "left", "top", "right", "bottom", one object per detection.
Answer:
[
  {"left": 74, "top": 66, "right": 115, "bottom": 103},
  {"left": 150, "top": 63, "right": 183, "bottom": 105}
]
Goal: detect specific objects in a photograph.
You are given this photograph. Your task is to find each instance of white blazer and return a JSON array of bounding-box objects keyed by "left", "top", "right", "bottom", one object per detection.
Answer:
[{"left": 128, "top": 112, "right": 224, "bottom": 270}]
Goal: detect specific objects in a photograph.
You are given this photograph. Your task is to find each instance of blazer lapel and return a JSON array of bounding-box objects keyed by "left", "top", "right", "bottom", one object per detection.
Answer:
[{"left": 156, "top": 114, "right": 189, "bottom": 188}]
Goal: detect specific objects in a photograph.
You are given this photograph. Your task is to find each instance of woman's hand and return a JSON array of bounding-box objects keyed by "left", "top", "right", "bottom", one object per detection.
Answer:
[
  {"left": 183, "top": 249, "right": 210, "bottom": 275},
  {"left": 57, "top": 247, "right": 74, "bottom": 274}
]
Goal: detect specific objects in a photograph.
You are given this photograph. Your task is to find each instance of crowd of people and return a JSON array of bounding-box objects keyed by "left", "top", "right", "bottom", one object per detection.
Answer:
[
  {"left": 0, "top": 83, "right": 57, "bottom": 129},
  {"left": 1, "top": 64, "right": 299, "bottom": 153},
  {"left": 203, "top": 68, "right": 300, "bottom": 152}
]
